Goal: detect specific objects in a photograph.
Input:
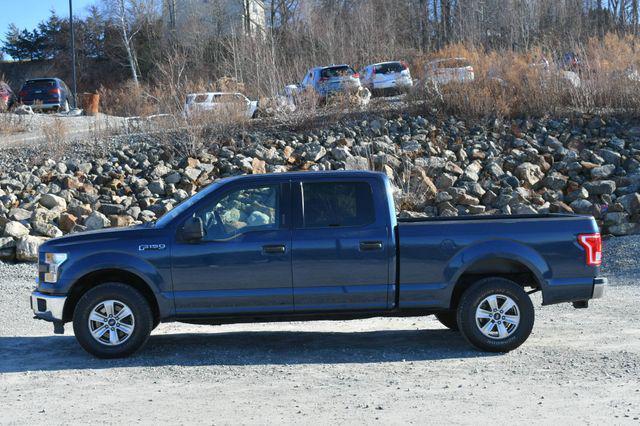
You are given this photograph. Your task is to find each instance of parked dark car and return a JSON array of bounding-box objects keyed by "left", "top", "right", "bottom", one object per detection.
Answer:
[
  {"left": 0, "top": 82, "right": 15, "bottom": 111},
  {"left": 31, "top": 171, "right": 606, "bottom": 358},
  {"left": 18, "top": 78, "right": 71, "bottom": 112}
]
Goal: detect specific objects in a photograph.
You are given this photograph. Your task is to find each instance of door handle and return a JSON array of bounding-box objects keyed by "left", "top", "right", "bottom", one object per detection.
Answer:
[
  {"left": 359, "top": 241, "right": 383, "bottom": 251},
  {"left": 262, "top": 244, "right": 286, "bottom": 254}
]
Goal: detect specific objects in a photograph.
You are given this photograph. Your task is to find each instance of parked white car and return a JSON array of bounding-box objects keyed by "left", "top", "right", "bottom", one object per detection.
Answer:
[
  {"left": 425, "top": 58, "right": 475, "bottom": 85},
  {"left": 359, "top": 61, "right": 413, "bottom": 95},
  {"left": 184, "top": 92, "right": 258, "bottom": 118}
]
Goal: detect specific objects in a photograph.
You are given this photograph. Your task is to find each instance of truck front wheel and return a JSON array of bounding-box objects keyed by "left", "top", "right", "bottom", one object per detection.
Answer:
[
  {"left": 72, "top": 283, "right": 153, "bottom": 358},
  {"left": 457, "top": 277, "right": 534, "bottom": 353}
]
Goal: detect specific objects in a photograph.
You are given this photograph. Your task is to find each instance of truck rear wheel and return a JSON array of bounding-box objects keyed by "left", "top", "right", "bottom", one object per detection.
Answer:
[
  {"left": 435, "top": 311, "right": 459, "bottom": 331},
  {"left": 72, "top": 282, "right": 153, "bottom": 358},
  {"left": 457, "top": 277, "right": 534, "bottom": 353}
]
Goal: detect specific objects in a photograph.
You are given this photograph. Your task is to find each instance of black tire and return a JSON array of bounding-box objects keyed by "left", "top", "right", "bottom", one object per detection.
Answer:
[
  {"left": 435, "top": 310, "right": 459, "bottom": 331},
  {"left": 73, "top": 282, "right": 153, "bottom": 358},
  {"left": 457, "top": 277, "right": 534, "bottom": 353}
]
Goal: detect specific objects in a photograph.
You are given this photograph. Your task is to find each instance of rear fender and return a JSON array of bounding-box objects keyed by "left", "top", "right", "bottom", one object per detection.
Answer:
[{"left": 445, "top": 239, "right": 550, "bottom": 293}]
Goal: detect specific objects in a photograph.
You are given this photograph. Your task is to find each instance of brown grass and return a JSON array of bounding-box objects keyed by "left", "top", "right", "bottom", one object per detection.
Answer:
[
  {"left": 90, "top": 33, "right": 640, "bottom": 123},
  {"left": 0, "top": 114, "right": 30, "bottom": 135},
  {"left": 408, "top": 35, "right": 640, "bottom": 117}
]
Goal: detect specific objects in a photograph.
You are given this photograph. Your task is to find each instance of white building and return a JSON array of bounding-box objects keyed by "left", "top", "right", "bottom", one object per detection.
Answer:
[{"left": 163, "top": 0, "right": 266, "bottom": 37}]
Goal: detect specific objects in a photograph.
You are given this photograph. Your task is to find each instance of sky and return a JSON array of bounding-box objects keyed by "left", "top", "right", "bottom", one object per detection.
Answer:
[{"left": 0, "top": 0, "right": 97, "bottom": 44}]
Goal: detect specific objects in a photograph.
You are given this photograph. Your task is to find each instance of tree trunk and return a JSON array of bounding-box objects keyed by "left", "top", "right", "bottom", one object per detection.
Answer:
[{"left": 117, "top": 0, "right": 139, "bottom": 85}]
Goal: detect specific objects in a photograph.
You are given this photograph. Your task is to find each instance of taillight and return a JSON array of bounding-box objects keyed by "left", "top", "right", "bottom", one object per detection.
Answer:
[
  {"left": 578, "top": 233, "right": 602, "bottom": 266},
  {"left": 352, "top": 73, "right": 359, "bottom": 79},
  {"left": 319, "top": 77, "right": 328, "bottom": 83},
  {"left": 401, "top": 61, "right": 408, "bottom": 70},
  {"left": 49, "top": 88, "right": 61, "bottom": 95},
  {"left": 19, "top": 90, "right": 26, "bottom": 98}
]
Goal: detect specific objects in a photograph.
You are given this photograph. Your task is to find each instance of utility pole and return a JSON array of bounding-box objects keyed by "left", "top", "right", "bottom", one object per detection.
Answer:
[{"left": 69, "top": 0, "right": 78, "bottom": 109}]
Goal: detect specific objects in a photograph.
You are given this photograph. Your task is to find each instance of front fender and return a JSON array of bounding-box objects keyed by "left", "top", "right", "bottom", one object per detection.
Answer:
[{"left": 39, "top": 251, "right": 173, "bottom": 317}]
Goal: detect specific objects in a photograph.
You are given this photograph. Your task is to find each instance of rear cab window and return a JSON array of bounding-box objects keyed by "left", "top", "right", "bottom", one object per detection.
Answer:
[{"left": 301, "top": 181, "right": 375, "bottom": 228}]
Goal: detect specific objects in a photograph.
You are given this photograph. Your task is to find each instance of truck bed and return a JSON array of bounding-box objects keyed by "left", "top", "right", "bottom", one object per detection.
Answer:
[
  {"left": 396, "top": 213, "right": 600, "bottom": 309},
  {"left": 397, "top": 213, "right": 579, "bottom": 223}
]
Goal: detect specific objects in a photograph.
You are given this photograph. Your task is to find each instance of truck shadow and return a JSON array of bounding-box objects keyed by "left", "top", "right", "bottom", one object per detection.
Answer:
[{"left": 0, "top": 329, "right": 498, "bottom": 373}]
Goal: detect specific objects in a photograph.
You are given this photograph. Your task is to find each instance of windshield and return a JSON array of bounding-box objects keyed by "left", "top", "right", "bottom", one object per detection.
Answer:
[{"left": 155, "top": 178, "right": 228, "bottom": 227}]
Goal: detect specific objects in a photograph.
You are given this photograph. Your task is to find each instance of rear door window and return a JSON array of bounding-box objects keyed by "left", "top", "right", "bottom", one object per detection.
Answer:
[{"left": 302, "top": 182, "right": 375, "bottom": 228}]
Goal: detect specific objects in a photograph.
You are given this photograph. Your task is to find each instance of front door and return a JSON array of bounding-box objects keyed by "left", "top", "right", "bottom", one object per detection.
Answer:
[
  {"left": 291, "top": 179, "right": 391, "bottom": 312},
  {"left": 171, "top": 182, "right": 292, "bottom": 316}
]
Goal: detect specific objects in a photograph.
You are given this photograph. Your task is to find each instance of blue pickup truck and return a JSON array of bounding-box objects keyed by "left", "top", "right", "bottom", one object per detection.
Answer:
[{"left": 31, "top": 171, "right": 606, "bottom": 358}]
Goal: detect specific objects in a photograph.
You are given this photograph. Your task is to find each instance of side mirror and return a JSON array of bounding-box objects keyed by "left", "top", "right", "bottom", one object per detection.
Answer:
[{"left": 181, "top": 217, "right": 204, "bottom": 241}]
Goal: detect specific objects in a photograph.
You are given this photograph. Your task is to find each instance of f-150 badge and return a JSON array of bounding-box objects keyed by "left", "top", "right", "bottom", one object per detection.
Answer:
[{"left": 139, "top": 244, "right": 166, "bottom": 251}]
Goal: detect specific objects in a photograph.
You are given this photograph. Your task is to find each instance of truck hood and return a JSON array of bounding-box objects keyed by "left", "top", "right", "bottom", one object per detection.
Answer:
[{"left": 40, "top": 224, "right": 157, "bottom": 251}]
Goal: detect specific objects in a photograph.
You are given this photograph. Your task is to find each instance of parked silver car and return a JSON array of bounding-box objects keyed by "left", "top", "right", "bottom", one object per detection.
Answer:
[
  {"left": 299, "top": 64, "right": 362, "bottom": 99},
  {"left": 425, "top": 58, "right": 475, "bottom": 85},
  {"left": 359, "top": 61, "right": 413, "bottom": 95},
  {"left": 183, "top": 92, "right": 258, "bottom": 119}
]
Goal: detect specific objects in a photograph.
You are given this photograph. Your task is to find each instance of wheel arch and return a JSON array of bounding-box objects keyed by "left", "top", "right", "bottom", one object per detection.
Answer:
[
  {"left": 445, "top": 240, "right": 549, "bottom": 310},
  {"left": 63, "top": 269, "right": 160, "bottom": 326}
]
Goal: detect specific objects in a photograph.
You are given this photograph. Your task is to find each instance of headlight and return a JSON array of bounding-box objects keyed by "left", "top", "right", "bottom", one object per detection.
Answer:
[{"left": 43, "top": 253, "right": 68, "bottom": 283}]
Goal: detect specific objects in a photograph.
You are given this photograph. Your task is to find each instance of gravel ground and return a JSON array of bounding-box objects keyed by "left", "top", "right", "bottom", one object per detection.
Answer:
[
  {"left": 0, "top": 236, "right": 639, "bottom": 424},
  {"left": 1, "top": 112, "right": 129, "bottom": 147}
]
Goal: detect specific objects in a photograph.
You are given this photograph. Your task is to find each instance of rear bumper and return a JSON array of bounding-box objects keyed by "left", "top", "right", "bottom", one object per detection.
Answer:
[
  {"left": 373, "top": 79, "right": 413, "bottom": 90},
  {"left": 542, "top": 276, "right": 606, "bottom": 305},
  {"left": 21, "top": 101, "right": 62, "bottom": 109},
  {"left": 592, "top": 277, "right": 606, "bottom": 299},
  {"left": 31, "top": 290, "right": 66, "bottom": 322}
]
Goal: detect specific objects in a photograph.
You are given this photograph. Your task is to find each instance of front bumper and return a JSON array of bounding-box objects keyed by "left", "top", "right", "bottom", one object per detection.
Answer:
[{"left": 31, "top": 290, "right": 66, "bottom": 321}]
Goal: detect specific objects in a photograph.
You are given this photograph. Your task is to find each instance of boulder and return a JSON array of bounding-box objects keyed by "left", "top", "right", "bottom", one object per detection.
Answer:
[
  {"left": 584, "top": 180, "right": 616, "bottom": 195},
  {"left": 514, "top": 162, "right": 543, "bottom": 187},
  {"left": 85, "top": 211, "right": 110, "bottom": 230},
  {"left": 39, "top": 194, "right": 67, "bottom": 210},
  {"left": 3, "top": 221, "right": 29, "bottom": 238},
  {"left": 617, "top": 193, "right": 640, "bottom": 214},
  {"left": 16, "top": 235, "right": 47, "bottom": 262},
  {"left": 591, "top": 164, "right": 615, "bottom": 179},
  {"left": 58, "top": 213, "right": 78, "bottom": 233},
  {"left": 0, "top": 237, "right": 16, "bottom": 261}
]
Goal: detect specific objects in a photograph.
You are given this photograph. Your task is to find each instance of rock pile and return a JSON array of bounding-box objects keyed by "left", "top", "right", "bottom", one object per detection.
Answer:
[{"left": 1, "top": 112, "right": 639, "bottom": 261}]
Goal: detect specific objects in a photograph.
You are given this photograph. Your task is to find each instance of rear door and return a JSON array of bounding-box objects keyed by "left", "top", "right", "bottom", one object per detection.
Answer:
[{"left": 291, "top": 178, "right": 391, "bottom": 312}]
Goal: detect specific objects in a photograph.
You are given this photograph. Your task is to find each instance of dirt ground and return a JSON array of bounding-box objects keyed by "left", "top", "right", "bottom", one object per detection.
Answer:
[{"left": 0, "top": 237, "right": 639, "bottom": 425}]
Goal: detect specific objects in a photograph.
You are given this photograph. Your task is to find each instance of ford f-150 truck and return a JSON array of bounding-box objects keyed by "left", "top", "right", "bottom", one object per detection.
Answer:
[{"left": 31, "top": 171, "right": 606, "bottom": 358}]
